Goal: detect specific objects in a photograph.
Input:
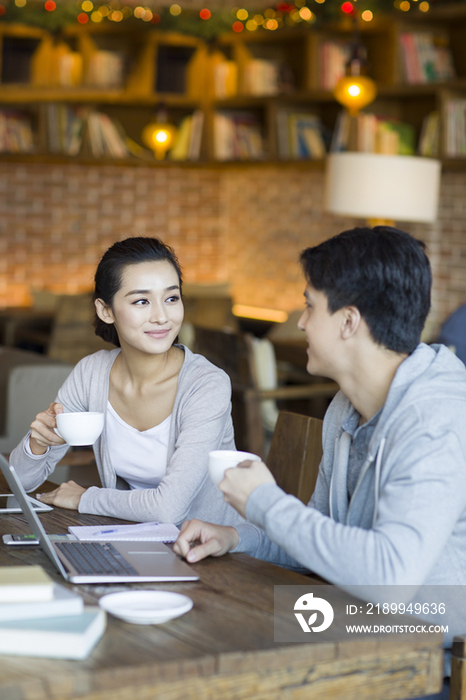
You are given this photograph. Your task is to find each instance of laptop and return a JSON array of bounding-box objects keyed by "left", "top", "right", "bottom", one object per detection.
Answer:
[{"left": 0, "top": 455, "right": 198, "bottom": 584}]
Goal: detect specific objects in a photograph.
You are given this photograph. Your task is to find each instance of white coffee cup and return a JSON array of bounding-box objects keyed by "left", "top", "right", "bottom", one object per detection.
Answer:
[
  {"left": 55, "top": 412, "right": 104, "bottom": 446},
  {"left": 208, "top": 450, "right": 261, "bottom": 486}
]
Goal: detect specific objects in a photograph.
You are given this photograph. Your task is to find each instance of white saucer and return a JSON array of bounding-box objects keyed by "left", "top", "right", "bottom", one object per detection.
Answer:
[{"left": 98, "top": 590, "right": 193, "bottom": 625}]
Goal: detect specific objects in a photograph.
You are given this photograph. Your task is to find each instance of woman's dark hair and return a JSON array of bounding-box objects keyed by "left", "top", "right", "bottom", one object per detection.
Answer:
[
  {"left": 299, "top": 226, "right": 432, "bottom": 354},
  {"left": 93, "top": 236, "right": 183, "bottom": 347}
]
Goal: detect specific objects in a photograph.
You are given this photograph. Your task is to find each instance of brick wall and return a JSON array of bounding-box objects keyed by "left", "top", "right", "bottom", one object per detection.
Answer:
[{"left": 1, "top": 160, "right": 465, "bottom": 338}]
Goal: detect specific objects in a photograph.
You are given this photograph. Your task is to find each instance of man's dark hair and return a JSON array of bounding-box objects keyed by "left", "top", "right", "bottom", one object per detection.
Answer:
[
  {"left": 299, "top": 226, "right": 432, "bottom": 354},
  {"left": 93, "top": 236, "right": 183, "bottom": 347}
]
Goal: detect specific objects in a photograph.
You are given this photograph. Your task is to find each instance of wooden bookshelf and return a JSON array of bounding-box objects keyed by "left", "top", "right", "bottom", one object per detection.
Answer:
[{"left": 1, "top": 7, "right": 466, "bottom": 167}]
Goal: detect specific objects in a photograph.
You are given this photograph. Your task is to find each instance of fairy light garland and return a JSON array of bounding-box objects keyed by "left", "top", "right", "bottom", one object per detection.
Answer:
[{"left": 0, "top": 0, "right": 438, "bottom": 38}]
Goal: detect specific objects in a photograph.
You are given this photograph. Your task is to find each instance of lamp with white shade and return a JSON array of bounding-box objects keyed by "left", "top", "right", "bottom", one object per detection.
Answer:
[{"left": 324, "top": 152, "right": 441, "bottom": 226}]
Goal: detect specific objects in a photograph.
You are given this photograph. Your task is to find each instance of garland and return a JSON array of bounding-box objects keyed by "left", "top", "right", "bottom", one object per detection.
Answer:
[{"left": 0, "top": 0, "right": 457, "bottom": 40}]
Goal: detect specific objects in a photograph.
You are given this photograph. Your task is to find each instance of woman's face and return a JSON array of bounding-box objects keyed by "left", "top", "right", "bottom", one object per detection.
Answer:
[{"left": 97, "top": 260, "right": 184, "bottom": 355}]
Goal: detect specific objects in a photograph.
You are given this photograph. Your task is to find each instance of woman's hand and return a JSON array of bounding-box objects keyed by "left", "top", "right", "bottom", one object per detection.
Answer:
[
  {"left": 36, "top": 480, "right": 86, "bottom": 510},
  {"left": 30, "top": 402, "right": 66, "bottom": 455},
  {"left": 174, "top": 519, "right": 239, "bottom": 563},
  {"left": 219, "top": 459, "right": 276, "bottom": 518}
]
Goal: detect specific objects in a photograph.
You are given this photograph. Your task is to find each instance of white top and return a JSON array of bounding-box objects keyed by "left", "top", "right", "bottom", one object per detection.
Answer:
[{"left": 107, "top": 401, "right": 171, "bottom": 490}]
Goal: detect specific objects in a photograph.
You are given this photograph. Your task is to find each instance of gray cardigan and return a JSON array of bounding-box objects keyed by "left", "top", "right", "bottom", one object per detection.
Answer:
[{"left": 10, "top": 346, "right": 244, "bottom": 528}]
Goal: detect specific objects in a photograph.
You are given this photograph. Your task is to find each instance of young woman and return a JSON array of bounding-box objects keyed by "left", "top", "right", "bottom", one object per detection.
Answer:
[{"left": 10, "top": 237, "right": 242, "bottom": 527}]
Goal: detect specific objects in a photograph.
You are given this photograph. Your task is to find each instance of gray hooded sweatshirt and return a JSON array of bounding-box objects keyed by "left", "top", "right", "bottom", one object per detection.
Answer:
[
  {"left": 233, "top": 343, "right": 466, "bottom": 651},
  {"left": 10, "top": 346, "right": 244, "bottom": 529}
]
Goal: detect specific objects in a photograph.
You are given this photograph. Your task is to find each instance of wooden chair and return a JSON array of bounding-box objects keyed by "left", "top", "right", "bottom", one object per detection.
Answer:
[
  {"left": 193, "top": 326, "right": 336, "bottom": 458},
  {"left": 47, "top": 294, "right": 113, "bottom": 364},
  {"left": 267, "top": 411, "right": 323, "bottom": 504}
]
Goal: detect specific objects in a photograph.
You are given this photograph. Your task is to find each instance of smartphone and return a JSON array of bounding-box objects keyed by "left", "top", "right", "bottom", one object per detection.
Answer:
[{"left": 2, "top": 533, "right": 40, "bottom": 545}]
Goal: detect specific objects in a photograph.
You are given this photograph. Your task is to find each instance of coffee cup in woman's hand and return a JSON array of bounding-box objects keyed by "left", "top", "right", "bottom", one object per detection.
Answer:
[{"left": 55, "top": 412, "right": 104, "bottom": 446}]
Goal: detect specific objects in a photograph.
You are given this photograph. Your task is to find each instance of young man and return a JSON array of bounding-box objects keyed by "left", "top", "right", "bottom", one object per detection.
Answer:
[{"left": 175, "top": 227, "right": 466, "bottom": 699}]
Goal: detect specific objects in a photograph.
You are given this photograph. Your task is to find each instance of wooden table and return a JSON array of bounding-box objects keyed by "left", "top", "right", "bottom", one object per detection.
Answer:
[{"left": 0, "top": 478, "right": 443, "bottom": 700}]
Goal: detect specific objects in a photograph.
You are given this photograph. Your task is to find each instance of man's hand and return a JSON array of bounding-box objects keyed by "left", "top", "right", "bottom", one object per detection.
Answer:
[
  {"left": 36, "top": 480, "right": 86, "bottom": 510},
  {"left": 219, "top": 459, "right": 276, "bottom": 518},
  {"left": 30, "top": 402, "right": 66, "bottom": 455},
  {"left": 174, "top": 519, "right": 239, "bottom": 563}
]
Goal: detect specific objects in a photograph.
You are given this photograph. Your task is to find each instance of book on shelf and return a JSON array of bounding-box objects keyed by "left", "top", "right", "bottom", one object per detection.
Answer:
[
  {"left": 399, "top": 31, "right": 455, "bottom": 84},
  {"left": 82, "top": 111, "right": 130, "bottom": 158},
  {"left": 46, "top": 104, "right": 86, "bottom": 156},
  {"left": 213, "top": 59, "right": 238, "bottom": 99},
  {"left": 444, "top": 98, "right": 466, "bottom": 157},
  {"left": 0, "top": 583, "right": 83, "bottom": 622},
  {"left": 244, "top": 59, "right": 280, "bottom": 97},
  {"left": 0, "top": 606, "right": 106, "bottom": 660},
  {"left": 276, "top": 110, "right": 326, "bottom": 160},
  {"left": 58, "top": 51, "right": 83, "bottom": 87},
  {"left": 331, "top": 110, "right": 415, "bottom": 155},
  {"left": 214, "top": 111, "right": 265, "bottom": 161},
  {"left": 418, "top": 111, "right": 440, "bottom": 157},
  {"left": 0, "top": 111, "right": 34, "bottom": 154},
  {"left": 318, "top": 40, "right": 351, "bottom": 90},
  {"left": 0, "top": 565, "right": 54, "bottom": 603},
  {"left": 87, "top": 50, "right": 125, "bottom": 88},
  {"left": 170, "top": 110, "right": 204, "bottom": 161}
]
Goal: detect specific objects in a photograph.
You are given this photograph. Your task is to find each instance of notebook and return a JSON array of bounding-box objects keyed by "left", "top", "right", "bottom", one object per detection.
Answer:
[
  {"left": 68, "top": 521, "right": 180, "bottom": 542},
  {"left": 0, "top": 455, "right": 198, "bottom": 584}
]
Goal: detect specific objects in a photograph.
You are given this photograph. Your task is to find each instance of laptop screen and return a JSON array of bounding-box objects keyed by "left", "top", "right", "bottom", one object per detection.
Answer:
[{"left": 0, "top": 454, "right": 69, "bottom": 579}]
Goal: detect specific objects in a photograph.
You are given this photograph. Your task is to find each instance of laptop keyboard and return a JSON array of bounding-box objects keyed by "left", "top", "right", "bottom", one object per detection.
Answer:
[{"left": 56, "top": 541, "right": 139, "bottom": 576}]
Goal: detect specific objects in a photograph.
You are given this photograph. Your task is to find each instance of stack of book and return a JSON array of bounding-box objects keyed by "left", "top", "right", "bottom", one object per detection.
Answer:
[
  {"left": 169, "top": 110, "right": 204, "bottom": 161},
  {"left": 0, "top": 565, "right": 105, "bottom": 659},
  {"left": 276, "top": 110, "right": 326, "bottom": 160},
  {"left": 0, "top": 111, "right": 34, "bottom": 153},
  {"left": 331, "top": 110, "right": 416, "bottom": 155},
  {"left": 444, "top": 98, "right": 466, "bottom": 157},
  {"left": 318, "top": 40, "right": 351, "bottom": 90},
  {"left": 399, "top": 31, "right": 455, "bottom": 84},
  {"left": 214, "top": 111, "right": 265, "bottom": 161}
]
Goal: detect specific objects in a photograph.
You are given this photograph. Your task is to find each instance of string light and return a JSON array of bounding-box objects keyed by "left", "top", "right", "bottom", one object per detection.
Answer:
[
  {"left": 246, "top": 19, "right": 257, "bottom": 29},
  {"left": 199, "top": 8, "right": 211, "bottom": 19},
  {"left": 232, "top": 20, "right": 244, "bottom": 31},
  {"left": 77, "top": 11, "right": 89, "bottom": 22},
  {"left": 236, "top": 8, "right": 248, "bottom": 20},
  {"left": 399, "top": 1, "right": 410, "bottom": 10},
  {"left": 44, "top": 0, "right": 56, "bottom": 10},
  {"left": 299, "top": 7, "right": 312, "bottom": 20},
  {"left": 419, "top": 1, "right": 429, "bottom": 9},
  {"left": 14, "top": 0, "right": 26, "bottom": 7},
  {"left": 91, "top": 10, "right": 102, "bottom": 20},
  {"left": 81, "top": 0, "right": 93, "bottom": 10},
  {"left": 170, "top": 4, "right": 181, "bottom": 15},
  {"left": 361, "top": 9, "right": 373, "bottom": 20}
]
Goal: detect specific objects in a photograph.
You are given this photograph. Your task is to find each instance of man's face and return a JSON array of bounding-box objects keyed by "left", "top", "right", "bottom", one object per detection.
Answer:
[{"left": 298, "top": 284, "right": 343, "bottom": 379}]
